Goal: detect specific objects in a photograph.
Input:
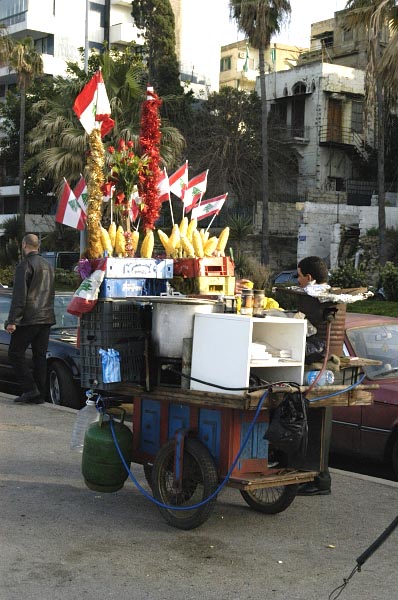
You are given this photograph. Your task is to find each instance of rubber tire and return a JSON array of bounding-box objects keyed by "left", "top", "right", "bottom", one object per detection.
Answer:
[
  {"left": 143, "top": 463, "right": 153, "bottom": 489},
  {"left": 240, "top": 483, "right": 299, "bottom": 514},
  {"left": 152, "top": 437, "right": 218, "bottom": 530},
  {"left": 392, "top": 439, "right": 398, "bottom": 480},
  {"left": 47, "top": 361, "right": 81, "bottom": 410}
]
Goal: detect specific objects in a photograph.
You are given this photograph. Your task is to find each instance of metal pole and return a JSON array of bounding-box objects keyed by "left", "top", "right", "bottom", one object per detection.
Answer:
[{"left": 84, "top": 0, "right": 89, "bottom": 75}]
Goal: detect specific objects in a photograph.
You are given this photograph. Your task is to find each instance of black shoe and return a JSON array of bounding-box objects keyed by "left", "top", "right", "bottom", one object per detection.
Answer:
[
  {"left": 14, "top": 389, "right": 44, "bottom": 404},
  {"left": 297, "top": 482, "right": 331, "bottom": 496}
]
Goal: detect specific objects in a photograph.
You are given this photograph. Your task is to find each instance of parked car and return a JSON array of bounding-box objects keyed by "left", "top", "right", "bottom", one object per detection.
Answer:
[
  {"left": 331, "top": 313, "right": 398, "bottom": 479},
  {"left": 0, "top": 290, "right": 84, "bottom": 409},
  {"left": 41, "top": 251, "right": 80, "bottom": 271},
  {"left": 272, "top": 270, "right": 299, "bottom": 286}
]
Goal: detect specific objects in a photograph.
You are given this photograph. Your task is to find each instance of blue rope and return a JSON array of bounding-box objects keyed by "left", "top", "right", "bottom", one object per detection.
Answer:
[
  {"left": 307, "top": 373, "right": 366, "bottom": 403},
  {"left": 109, "top": 390, "right": 268, "bottom": 511}
]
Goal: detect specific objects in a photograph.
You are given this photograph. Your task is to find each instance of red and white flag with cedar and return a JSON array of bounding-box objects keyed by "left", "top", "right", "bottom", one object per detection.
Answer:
[
  {"left": 56, "top": 180, "right": 85, "bottom": 230},
  {"left": 158, "top": 167, "right": 170, "bottom": 203},
  {"left": 191, "top": 193, "right": 228, "bottom": 222},
  {"left": 73, "top": 70, "right": 114, "bottom": 137},
  {"left": 169, "top": 161, "right": 188, "bottom": 200},
  {"left": 183, "top": 170, "right": 208, "bottom": 213},
  {"left": 73, "top": 175, "right": 88, "bottom": 217}
]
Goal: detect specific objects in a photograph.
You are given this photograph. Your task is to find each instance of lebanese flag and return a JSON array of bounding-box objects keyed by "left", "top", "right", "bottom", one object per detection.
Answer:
[
  {"left": 183, "top": 170, "right": 208, "bottom": 213},
  {"left": 169, "top": 161, "right": 188, "bottom": 200},
  {"left": 55, "top": 180, "right": 85, "bottom": 230},
  {"left": 158, "top": 167, "right": 170, "bottom": 203},
  {"left": 191, "top": 193, "right": 227, "bottom": 222},
  {"left": 73, "top": 175, "right": 88, "bottom": 217},
  {"left": 67, "top": 259, "right": 106, "bottom": 317},
  {"left": 73, "top": 71, "right": 114, "bottom": 137}
]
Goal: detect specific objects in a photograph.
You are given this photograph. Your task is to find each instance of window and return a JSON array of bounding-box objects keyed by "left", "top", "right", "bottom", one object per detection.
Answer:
[
  {"left": 34, "top": 35, "right": 54, "bottom": 56},
  {"left": 343, "top": 28, "right": 353, "bottom": 42},
  {"left": 351, "top": 100, "right": 363, "bottom": 133},
  {"left": 0, "top": 0, "right": 28, "bottom": 25},
  {"left": 220, "top": 56, "right": 232, "bottom": 72}
]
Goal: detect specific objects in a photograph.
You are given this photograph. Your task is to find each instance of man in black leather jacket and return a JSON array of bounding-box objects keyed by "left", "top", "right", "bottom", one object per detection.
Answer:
[{"left": 5, "top": 233, "right": 55, "bottom": 404}]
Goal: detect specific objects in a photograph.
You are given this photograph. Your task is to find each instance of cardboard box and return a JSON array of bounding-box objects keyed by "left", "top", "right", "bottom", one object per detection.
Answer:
[{"left": 103, "top": 258, "right": 173, "bottom": 279}]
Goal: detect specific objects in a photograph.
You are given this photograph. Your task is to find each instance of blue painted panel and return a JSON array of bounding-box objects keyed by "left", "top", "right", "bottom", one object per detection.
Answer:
[
  {"left": 168, "top": 404, "right": 190, "bottom": 439},
  {"left": 240, "top": 421, "right": 268, "bottom": 460},
  {"left": 140, "top": 398, "right": 161, "bottom": 454},
  {"left": 198, "top": 409, "right": 221, "bottom": 462}
]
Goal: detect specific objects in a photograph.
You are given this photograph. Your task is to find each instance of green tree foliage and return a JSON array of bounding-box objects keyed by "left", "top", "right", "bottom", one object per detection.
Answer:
[
  {"left": 380, "top": 261, "right": 398, "bottom": 301},
  {"left": 131, "top": 0, "right": 183, "bottom": 97}
]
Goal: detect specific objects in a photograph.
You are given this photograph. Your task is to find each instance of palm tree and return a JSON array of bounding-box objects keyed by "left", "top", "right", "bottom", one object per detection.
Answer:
[
  {"left": 229, "top": 0, "right": 291, "bottom": 265},
  {"left": 5, "top": 37, "right": 43, "bottom": 220},
  {"left": 27, "top": 48, "right": 185, "bottom": 196},
  {"left": 344, "top": 0, "right": 398, "bottom": 265}
]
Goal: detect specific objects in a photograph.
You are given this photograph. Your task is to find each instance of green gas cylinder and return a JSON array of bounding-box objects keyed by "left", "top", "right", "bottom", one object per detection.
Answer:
[{"left": 82, "top": 408, "right": 133, "bottom": 493}]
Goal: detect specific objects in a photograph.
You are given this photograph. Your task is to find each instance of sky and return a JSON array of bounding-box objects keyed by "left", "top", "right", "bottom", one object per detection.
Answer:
[{"left": 219, "top": 0, "right": 348, "bottom": 48}]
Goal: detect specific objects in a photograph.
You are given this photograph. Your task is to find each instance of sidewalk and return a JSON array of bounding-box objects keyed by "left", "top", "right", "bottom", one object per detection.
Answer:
[{"left": 0, "top": 392, "right": 397, "bottom": 600}]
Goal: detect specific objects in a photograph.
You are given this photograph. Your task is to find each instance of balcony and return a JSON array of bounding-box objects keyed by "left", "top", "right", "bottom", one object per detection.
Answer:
[
  {"left": 110, "top": 23, "right": 141, "bottom": 45},
  {"left": 319, "top": 126, "right": 369, "bottom": 160}
]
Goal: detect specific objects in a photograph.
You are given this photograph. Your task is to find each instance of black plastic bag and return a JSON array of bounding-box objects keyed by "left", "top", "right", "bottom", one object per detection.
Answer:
[
  {"left": 305, "top": 335, "right": 326, "bottom": 365},
  {"left": 264, "top": 390, "right": 308, "bottom": 456}
]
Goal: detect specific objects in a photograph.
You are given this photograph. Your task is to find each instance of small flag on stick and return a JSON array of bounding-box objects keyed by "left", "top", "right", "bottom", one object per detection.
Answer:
[{"left": 55, "top": 180, "right": 85, "bottom": 230}]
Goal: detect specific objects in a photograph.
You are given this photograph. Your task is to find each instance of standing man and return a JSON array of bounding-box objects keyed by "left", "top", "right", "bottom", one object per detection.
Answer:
[
  {"left": 5, "top": 233, "right": 55, "bottom": 404},
  {"left": 296, "top": 255, "right": 332, "bottom": 496}
]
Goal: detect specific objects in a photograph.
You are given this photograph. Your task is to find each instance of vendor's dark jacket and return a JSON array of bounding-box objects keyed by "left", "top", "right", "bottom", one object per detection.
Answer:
[{"left": 6, "top": 251, "right": 55, "bottom": 327}]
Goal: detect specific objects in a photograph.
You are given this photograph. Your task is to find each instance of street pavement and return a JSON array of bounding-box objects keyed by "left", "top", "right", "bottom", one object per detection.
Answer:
[{"left": 0, "top": 392, "right": 397, "bottom": 600}]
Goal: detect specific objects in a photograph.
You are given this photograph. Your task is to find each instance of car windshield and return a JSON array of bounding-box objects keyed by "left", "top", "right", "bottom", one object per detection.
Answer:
[
  {"left": 53, "top": 295, "right": 78, "bottom": 329},
  {"left": 347, "top": 323, "right": 398, "bottom": 380},
  {"left": 0, "top": 294, "right": 77, "bottom": 330}
]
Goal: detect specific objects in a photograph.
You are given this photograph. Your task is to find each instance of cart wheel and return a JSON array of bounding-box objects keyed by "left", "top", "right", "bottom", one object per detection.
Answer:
[
  {"left": 240, "top": 484, "right": 298, "bottom": 514},
  {"left": 143, "top": 463, "right": 153, "bottom": 489},
  {"left": 152, "top": 437, "right": 218, "bottom": 530}
]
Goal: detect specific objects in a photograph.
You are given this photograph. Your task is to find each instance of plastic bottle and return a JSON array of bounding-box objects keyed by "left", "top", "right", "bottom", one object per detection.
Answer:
[
  {"left": 70, "top": 397, "right": 99, "bottom": 452},
  {"left": 305, "top": 370, "right": 335, "bottom": 386}
]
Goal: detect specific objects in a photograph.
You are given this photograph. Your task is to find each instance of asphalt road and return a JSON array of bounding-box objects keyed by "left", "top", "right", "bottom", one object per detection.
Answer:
[{"left": 1, "top": 393, "right": 397, "bottom": 600}]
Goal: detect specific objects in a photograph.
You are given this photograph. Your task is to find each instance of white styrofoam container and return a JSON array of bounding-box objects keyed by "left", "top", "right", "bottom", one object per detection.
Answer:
[{"left": 104, "top": 258, "right": 173, "bottom": 279}]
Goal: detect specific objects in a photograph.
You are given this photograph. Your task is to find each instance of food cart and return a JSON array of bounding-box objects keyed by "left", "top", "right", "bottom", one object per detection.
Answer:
[{"left": 67, "top": 80, "right": 377, "bottom": 530}]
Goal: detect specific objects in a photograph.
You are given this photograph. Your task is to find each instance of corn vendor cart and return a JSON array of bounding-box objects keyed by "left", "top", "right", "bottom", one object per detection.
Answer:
[{"left": 66, "top": 79, "right": 377, "bottom": 530}]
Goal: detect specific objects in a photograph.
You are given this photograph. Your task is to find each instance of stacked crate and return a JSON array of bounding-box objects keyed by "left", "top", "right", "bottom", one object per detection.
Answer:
[
  {"left": 80, "top": 299, "right": 152, "bottom": 390},
  {"left": 98, "top": 257, "right": 173, "bottom": 298},
  {"left": 172, "top": 257, "right": 235, "bottom": 296}
]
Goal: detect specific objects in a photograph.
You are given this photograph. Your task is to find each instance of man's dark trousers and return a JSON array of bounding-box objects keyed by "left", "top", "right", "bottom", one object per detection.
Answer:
[{"left": 8, "top": 325, "right": 51, "bottom": 395}]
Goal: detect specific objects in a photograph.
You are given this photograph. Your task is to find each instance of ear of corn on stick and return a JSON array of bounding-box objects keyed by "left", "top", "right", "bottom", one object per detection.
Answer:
[
  {"left": 186, "top": 218, "right": 197, "bottom": 241},
  {"left": 216, "top": 227, "right": 230, "bottom": 256},
  {"left": 169, "top": 224, "right": 181, "bottom": 250},
  {"left": 108, "top": 222, "right": 116, "bottom": 250},
  {"left": 100, "top": 226, "right": 113, "bottom": 256},
  {"left": 204, "top": 236, "right": 218, "bottom": 257},
  {"left": 179, "top": 217, "right": 188, "bottom": 238},
  {"left": 192, "top": 229, "right": 204, "bottom": 258},
  {"left": 115, "top": 225, "right": 126, "bottom": 257},
  {"left": 158, "top": 229, "right": 176, "bottom": 257},
  {"left": 200, "top": 228, "right": 209, "bottom": 245},
  {"left": 181, "top": 236, "right": 195, "bottom": 257},
  {"left": 140, "top": 230, "right": 154, "bottom": 258}
]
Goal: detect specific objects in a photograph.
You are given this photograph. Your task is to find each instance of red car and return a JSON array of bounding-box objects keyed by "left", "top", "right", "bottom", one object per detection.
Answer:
[{"left": 331, "top": 313, "right": 398, "bottom": 479}]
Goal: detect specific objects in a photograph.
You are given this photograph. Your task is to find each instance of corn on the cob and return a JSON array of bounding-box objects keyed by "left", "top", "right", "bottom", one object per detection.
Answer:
[
  {"left": 100, "top": 226, "right": 113, "bottom": 256},
  {"left": 216, "top": 226, "right": 230, "bottom": 256},
  {"left": 192, "top": 229, "right": 204, "bottom": 258},
  {"left": 200, "top": 228, "right": 209, "bottom": 245},
  {"left": 131, "top": 229, "right": 140, "bottom": 254},
  {"left": 108, "top": 222, "right": 116, "bottom": 250},
  {"left": 168, "top": 223, "right": 181, "bottom": 250},
  {"left": 115, "top": 225, "right": 126, "bottom": 257},
  {"left": 179, "top": 216, "right": 188, "bottom": 238},
  {"left": 204, "top": 236, "right": 218, "bottom": 257},
  {"left": 186, "top": 218, "right": 197, "bottom": 241},
  {"left": 181, "top": 236, "right": 195, "bottom": 257},
  {"left": 158, "top": 229, "right": 176, "bottom": 257},
  {"left": 140, "top": 229, "right": 154, "bottom": 258}
]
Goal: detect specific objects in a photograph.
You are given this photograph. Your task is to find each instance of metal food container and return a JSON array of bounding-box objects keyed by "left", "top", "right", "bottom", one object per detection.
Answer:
[{"left": 140, "top": 296, "right": 217, "bottom": 358}]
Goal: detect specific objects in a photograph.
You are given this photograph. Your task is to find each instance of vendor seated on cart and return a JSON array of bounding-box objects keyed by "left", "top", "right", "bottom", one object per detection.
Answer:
[{"left": 297, "top": 256, "right": 332, "bottom": 497}]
